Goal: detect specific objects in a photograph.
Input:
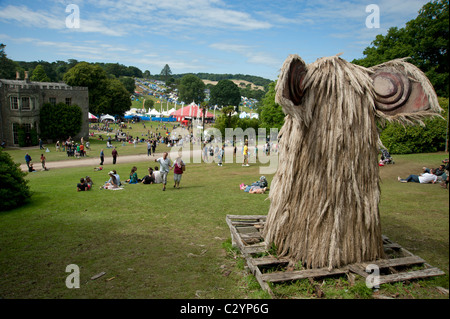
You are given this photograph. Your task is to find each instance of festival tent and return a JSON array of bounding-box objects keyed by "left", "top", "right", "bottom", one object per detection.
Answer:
[
  {"left": 88, "top": 112, "right": 98, "bottom": 121},
  {"left": 171, "top": 102, "right": 214, "bottom": 122},
  {"left": 100, "top": 114, "right": 115, "bottom": 122},
  {"left": 148, "top": 108, "right": 161, "bottom": 116},
  {"left": 239, "top": 111, "right": 248, "bottom": 119}
]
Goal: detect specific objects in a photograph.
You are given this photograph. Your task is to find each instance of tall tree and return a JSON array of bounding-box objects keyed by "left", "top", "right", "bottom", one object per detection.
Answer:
[
  {"left": 0, "top": 43, "right": 16, "bottom": 79},
  {"left": 31, "top": 64, "right": 51, "bottom": 82},
  {"left": 160, "top": 64, "right": 172, "bottom": 82},
  {"left": 177, "top": 74, "right": 205, "bottom": 104},
  {"left": 64, "top": 62, "right": 107, "bottom": 113},
  {"left": 209, "top": 79, "right": 241, "bottom": 110},
  {"left": 119, "top": 76, "right": 136, "bottom": 94},
  {"left": 63, "top": 62, "right": 130, "bottom": 115},
  {"left": 258, "top": 81, "right": 285, "bottom": 130}
]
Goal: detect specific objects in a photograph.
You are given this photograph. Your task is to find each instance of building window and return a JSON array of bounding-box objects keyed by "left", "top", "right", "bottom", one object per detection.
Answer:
[
  {"left": 22, "top": 97, "right": 31, "bottom": 110},
  {"left": 65, "top": 98, "right": 72, "bottom": 106},
  {"left": 10, "top": 96, "right": 19, "bottom": 110},
  {"left": 49, "top": 97, "right": 56, "bottom": 106}
]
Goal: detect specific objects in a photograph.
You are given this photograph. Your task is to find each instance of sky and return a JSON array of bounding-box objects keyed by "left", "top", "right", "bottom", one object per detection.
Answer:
[{"left": 0, "top": 0, "right": 431, "bottom": 81}]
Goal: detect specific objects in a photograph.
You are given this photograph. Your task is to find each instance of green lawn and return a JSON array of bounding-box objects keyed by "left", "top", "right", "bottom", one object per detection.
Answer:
[{"left": 0, "top": 151, "right": 448, "bottom": 299}]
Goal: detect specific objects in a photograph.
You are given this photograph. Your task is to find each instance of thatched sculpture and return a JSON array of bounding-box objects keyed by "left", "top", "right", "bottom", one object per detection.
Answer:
[{"left": 263, "top": 54, "right": 441, "bottom": 270}]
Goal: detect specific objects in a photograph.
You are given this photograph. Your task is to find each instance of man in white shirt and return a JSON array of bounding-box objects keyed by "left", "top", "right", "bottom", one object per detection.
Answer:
[
  {"left": 155, "top": 152, "right": 172, "bottom": 191},
  {"left": 398, "top": 168, "right": 437, "bottom": 184}
]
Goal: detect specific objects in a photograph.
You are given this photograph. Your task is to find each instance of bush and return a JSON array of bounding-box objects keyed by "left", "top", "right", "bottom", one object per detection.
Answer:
[
  {"left": 0, "top": 148, "right": 32, "bottom": 211},
  {"left": 380, "top": 97, "right": 448, "bottom": 154}
]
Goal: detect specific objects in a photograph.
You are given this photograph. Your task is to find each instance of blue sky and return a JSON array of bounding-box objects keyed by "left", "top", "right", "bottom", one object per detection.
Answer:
[{"left": 0, "top": 0, "right": 430, "bottom": 80}]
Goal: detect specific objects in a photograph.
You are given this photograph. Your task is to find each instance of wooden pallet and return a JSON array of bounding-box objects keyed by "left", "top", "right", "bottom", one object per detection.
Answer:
[{"left": 226, "top": 215, "right": 445, "bottom": 298}]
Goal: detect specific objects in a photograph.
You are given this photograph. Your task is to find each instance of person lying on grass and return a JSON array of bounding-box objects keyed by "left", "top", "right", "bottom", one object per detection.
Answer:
[{"left": 398, "top": 168, "right": 437, "bottom": 184}]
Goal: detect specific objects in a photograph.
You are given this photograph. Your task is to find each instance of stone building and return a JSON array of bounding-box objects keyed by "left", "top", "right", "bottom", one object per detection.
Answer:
[{"left": 0, "top": 71, "right": 89, "bottom": 146}]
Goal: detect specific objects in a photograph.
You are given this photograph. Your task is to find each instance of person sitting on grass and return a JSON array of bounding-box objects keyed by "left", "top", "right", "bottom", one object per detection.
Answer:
[
  {"left": 142, "top": 167, "right": 155, "bottom": 184},
  {"left": 102, "top": 171, "right": 121, "bottom": 189},
  {"left": 153, "top": 166, "right": 162, "bottom": 184},
  {"left": 85, "top": 176, "right": 93, "bottom": 189},
  {"left": 28, "top": 162, "right": 36, "bottom": 172},
  {"left": 398, "top": 168, "right": 437, "bottom": 184},
  {"left": 125, "top": 166, "right": 139, "bottom": 184},
  {"left": 77, "top": 178, "right": 89, "bottom": 191}
]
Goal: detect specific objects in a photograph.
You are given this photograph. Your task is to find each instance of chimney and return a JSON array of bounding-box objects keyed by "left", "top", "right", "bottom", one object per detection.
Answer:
[
  {"left": 24, "top": 71, "right": 30, "bottom": 83},
  {"left": 16, "top": 71, "right": 20, "bottom": 80}
]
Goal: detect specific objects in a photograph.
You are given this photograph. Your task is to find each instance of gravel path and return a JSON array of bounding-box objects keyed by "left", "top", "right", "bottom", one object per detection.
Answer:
[{"left": 20, "top": 153, "right": 162, "bottom": 172}]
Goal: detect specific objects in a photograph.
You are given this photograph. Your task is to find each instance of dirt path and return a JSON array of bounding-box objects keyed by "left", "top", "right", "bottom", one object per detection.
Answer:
[{"left": 20, "top": 153, "right": 163, "bottom": 172}]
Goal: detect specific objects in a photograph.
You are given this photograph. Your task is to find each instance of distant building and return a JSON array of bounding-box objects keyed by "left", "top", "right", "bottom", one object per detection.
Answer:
[{"left": 0, "top": 71, "right": 89, "bottom": 146}]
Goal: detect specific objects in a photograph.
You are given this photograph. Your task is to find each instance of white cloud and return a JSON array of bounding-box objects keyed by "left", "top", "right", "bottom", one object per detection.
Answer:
[
  {"left": 0, "top": 4, "right": 125, "bottom": 36},
  {"left": 210, "top": 42, "right": 280, "bottom": 68}
]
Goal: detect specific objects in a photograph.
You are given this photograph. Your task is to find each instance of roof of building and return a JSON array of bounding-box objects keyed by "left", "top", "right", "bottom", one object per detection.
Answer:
[{"left": 0, "top": 79, "right": 87, "bottom": 90}]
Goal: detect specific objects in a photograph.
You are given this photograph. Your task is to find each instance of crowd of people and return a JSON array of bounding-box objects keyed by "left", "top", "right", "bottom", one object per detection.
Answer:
[{"left": 88, "top": 152, "right": 186, "bottom": 192}]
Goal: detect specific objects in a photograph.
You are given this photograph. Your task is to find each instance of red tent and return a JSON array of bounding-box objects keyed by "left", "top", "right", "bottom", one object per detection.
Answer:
[{"left": 171, "top": 102, "right": 215, "bottom": 122}]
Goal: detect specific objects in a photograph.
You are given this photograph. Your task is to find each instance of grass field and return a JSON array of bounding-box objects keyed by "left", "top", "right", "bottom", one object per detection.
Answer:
[{"left": 0, "top": 149, "right": 448, "bottom": 299}]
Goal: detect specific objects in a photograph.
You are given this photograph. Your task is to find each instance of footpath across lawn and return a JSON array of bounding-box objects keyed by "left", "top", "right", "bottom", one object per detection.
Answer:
[{"left": 0, "top": 152, "right": 448, "bottom": 299}]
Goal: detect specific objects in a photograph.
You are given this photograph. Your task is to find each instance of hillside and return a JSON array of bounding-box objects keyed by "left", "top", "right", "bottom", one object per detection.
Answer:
[{"left": 202, "top": 79, "right": 264, "bottom": 91}]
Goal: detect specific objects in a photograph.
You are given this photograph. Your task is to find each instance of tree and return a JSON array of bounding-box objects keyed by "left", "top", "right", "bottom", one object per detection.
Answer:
[
  {"left": 63, "top": 62, "right": 130, "bottom": 115},
  {"left": 0, "top": 148, "right": 32, "bottom": 211},
  {"left": 160, "top": 64, "right": 172, "bottom": 82},
  {"left": 39, "top": 102, "right": 83, "bottom": 140},
  {"left": 353, "top": 0, "right": 449, "bottom": 97},
  {"left": 96, "top": 78, "right": 132, "bottom": 115},
  {"left": 177, "top": 74, "right": 205, "bottom": 104},
  {"left": 143, "top": 70, "right": 151, "bottom": 78},
  {"left": 210, "top": 79, "right": 241, "bottom": 110},
  {"left": 64, "top": 62, "right": 107, "bottom": 113},
  {"left": 31, "top": 64, "right": 51, "bottom": 82},
  {"left": 258, "top": 81, "right": 285, "bottom": 130},
  {"left": 119, "top": 76, "right": 136, "bottom": 94},
  {"left": 0, "top": 43, "right": 17, "bottom": 79}
]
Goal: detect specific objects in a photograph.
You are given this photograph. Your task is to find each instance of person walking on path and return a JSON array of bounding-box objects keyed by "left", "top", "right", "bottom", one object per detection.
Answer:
[
  {"left": 112, "top": 147, "right": 118, "bottom": 165},
  {"left": 155, "top": 152, "right": 172, "bottom": 191},
  {"left": 147, "top": 140, "right": 152, "bottom": 156},
  {"left": 100, "top": 149, "right": 104, "bottom": 166},
  {"left": 172, "top": 156, "right": 185, "bottom": 189},
  {"left": 40, "top": 153, "right": 48, "bottom": 171}
]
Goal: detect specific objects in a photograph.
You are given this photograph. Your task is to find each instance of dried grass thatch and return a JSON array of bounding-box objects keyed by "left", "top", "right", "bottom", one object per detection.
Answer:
[{"left": 263, "top": 54, "right": 441, "bottom": 270}]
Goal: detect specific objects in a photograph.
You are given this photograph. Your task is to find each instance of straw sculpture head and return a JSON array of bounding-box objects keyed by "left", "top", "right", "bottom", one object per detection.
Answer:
[{"left": 263, "top": 54, "right": 442, "bottom": 270}]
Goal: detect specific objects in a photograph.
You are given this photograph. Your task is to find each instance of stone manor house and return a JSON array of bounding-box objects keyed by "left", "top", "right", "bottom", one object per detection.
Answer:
[{"left": 0, "top": 71, "right": 89, "bottom": 146}]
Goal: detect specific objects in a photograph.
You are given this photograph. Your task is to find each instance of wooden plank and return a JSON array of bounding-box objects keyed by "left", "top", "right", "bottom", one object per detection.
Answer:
[
  {"left": 227, "top": 215, "right": 267, "bottom": 220},
  {"left": 377, "top": 268, "right": 446, "bottom": 285},
  {"left": 348, "top": 265, "right": 369, "bottom": 278},
  {"left": 242, "top": 245, "right": 267, "bottom": 254},
  {"left": 383, "top": 243, "right": 402, "bottom": 250},
  {"left": 251, "top": 256, "right": 290, "bottom": 267},
  {"left": 357, "top": 256, "right": 425, "bottom": 269},
  {"left": 240, "top": 232, "right": 263, "bottom": 239},
  {"left": 261, "top": 267, "right": 348, "bottom": 283},
  {"left": 225, "top": 216, "right": 275, "bottom": 298}
]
